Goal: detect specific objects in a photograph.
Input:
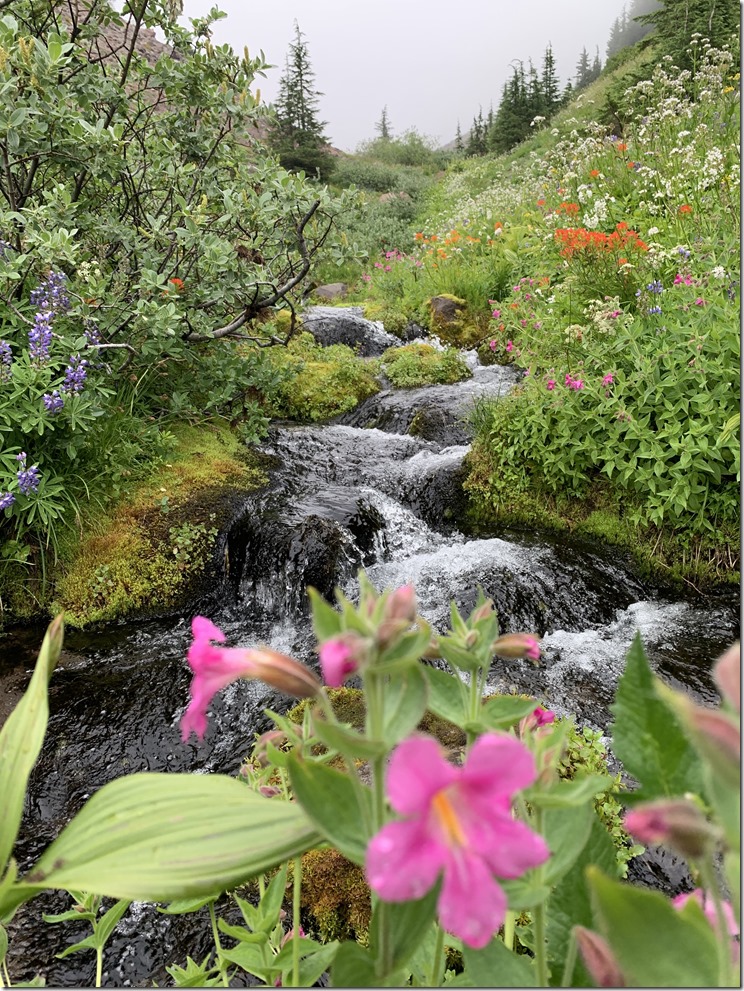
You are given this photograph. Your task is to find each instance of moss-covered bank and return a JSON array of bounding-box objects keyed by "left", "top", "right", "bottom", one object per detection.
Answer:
[
  {"left": 464, "top": 441, "right": 740, "bottom": 592},
  {"left": 44, "top": 422, "right": 268, "bottom": 628}
]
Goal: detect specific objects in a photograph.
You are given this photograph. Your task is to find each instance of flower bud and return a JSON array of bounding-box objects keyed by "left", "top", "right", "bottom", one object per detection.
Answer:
[
  {"left": 318, "top": 633, "right": 368, "bottom": 687},
  {"left": 492, "top": 633, "right": 541, "bottom": 662},
  {"left": 519, "top": 705, "right": 556, "bottom": 737},
  {"left": 624, "top": 798, "right": 720, "bottom": 859},
  {"left": 574, "top": 927, "right": 625, "bottom": 987},
  {"left": 713, "top": 642, "right": 740, "bottom": 713},
  {"left": 258, "top": 785, "right": 282, "bottom": 798},
  {"left": 249, "top": 648, "right": 321, "bottom": 699},
  {"left": 470, "top": 600, "right": 495, "bottom": 624},
  {"left": 384, "top": 584, "right": 417, "bottom": 624},
  {"left": 254, "top": 730, "right": 287, "bottom": 768}
]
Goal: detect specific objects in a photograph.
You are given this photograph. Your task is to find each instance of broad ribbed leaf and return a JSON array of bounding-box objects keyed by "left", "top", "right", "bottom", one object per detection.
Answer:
[
  {"left": 5, "top": 773, "right": 320, "bottom": 911},
  {"left": 0, "top": 616, "right": 63, "bottom": 872}
]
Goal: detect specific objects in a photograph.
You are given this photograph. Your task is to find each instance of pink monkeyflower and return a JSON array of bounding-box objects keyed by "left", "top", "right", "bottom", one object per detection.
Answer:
[
  {"left": 624, "top": 798, "right": 719, "bottom": 858},
  {"left": 492, "top": 633, "right": 541, "bottom": 661},
  {"left": 318, "top": 634, "right": 366, "bottom": 687},
  {"left": 365, "top": 734, "right": 549, "bottom": 949},
  {"left": 505, "top": 340, "right": 514, "bottom": 352},
  {"left": 694, "top": 297, "right": 705, "bottom": 306},
  {"left": 519, "top": 705, "right": 556, "bottom": 737},
  {"left": 492, "top": 309, "right": 501, "bottom": 318},
  {"left": 181, "top": 617, "right": 320, "bottom": 742},
  {"left": 546, "top": 379, "right": 556, "bottom": 391},
  {"left": 602, "top": 373, "right": 614, "bottom": 386},
  {"left": 489, "top": 339, "right": 497, "bottom": 351},
  {"left": 673, "top": 889, "right": 739, "bottom": 963},
  {"left": 565, "top": 372, "right": 573, "bottom": 386}
]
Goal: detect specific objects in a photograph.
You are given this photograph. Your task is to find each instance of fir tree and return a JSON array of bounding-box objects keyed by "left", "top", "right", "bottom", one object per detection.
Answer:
[
  {"left": 455, "top": 121, "right": 464, "bottom": 153},
  {"left": 270, "top": 21, "right": 333, "bottom": 178},
  {"left": 375, "top": 106, "right": 392, "bottom": 140},
  {"left": 540, "top": 44, "right": 561, "bottom": 116},
  {"left": 575, "top": 46, "right": 592, "bottom": 89},
  {"left": 636, "top": 0, "right": 739, "bottom": 68}
]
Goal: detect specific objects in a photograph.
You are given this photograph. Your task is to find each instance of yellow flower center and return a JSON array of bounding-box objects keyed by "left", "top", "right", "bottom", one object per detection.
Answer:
[{"left": 432, "top": 789, "right": 466, "bottom": 848}]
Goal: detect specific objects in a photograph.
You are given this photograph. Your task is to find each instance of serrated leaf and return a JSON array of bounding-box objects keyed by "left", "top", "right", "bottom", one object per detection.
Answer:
[
  {"left": 609, "top": 635, "right": 702, "bottom": 801},
  {"left": 542, "top": 802, "right": 593, "bottom": 885}
]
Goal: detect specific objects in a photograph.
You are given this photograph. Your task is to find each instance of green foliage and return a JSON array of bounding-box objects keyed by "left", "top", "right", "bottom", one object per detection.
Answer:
[
  {"left": 610, "top": 635, "right": 703, "bottom": 801},
  {"left": 381, "top": 343, "right": 471, "bottom": 388},
  {"left": 0, "top": 0, "right": 355, "bottom": 603}
]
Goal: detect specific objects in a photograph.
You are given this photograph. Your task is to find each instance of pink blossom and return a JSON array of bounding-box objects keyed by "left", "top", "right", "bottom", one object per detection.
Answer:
[
  {"left": 492, "top": 309, "right": 501, "bottom": 318},
  {"left": 493, "top": 633, "right": 541, "bottom": 661},
  {"left": 318, "top": 636, "right": 362, "bottom": 687},
  {"left": 609, "top": 309, "right": 621, "bottom": 318},
  {"left": 519, "top": 705, "right": 556, "bottom": 736},
  {"left": 546, "top": 379, "right": 556, "bottom": 390},
  {"left": 505, "top": 340, "right": 514, "bottom": 352},
  {"left": 694, "top": 297, "right": 705, "bottom": 306},
  {"left": 602, "top": 373, "right": 614, "bottom": 386},
  {"left": 181, "top": 618, "right": 319, "bottom": 741},
  {"left": 489, "top": 339, "right": 497, "bottom": 351},
  {"left": 365, "top": 734, "right": 549, "bottom": 949},
  {"left": 673, "top": 890, "right": 739, "bottom": 962}
]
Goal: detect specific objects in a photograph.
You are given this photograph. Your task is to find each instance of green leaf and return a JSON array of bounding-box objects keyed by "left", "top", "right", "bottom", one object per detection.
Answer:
[
  {"left": 530, "top": 774, "right": 611, "bottom": 809},
  {"left": 0, "top": 924, "right": 7, "bottom": 965},
  {"left": 462, "top": 935, "right": 536, "bottom": 987},
  {"left": 255, "top": 861, "right": 288, "bottom": 933},
  {"left": 424, "top": 667, "right": 468, "bottom": 725},
  {"left": 437, "top": 637, "right": 481, "bottom": 673},
  {"left": 331, "top": 942, "right": 378, "bottom": 987},
  {"left": 478, "top": 695, "right": 541, "bottom": 731},
  {"left": 609, "top": 634, "right": 703, "bottom": 801},
  {"left": 4, "top": 773, "right": 320, "bottom": 914},
  {"left": 370, "top": 886, "right": 438, "bottom": 973},
  {"left": 500, "top": 877, "right": 552, "bottom": 911},
  {"left": 273, "top": 937, "right": 340, "bottom": 986},
  {"left": 588, "top": 867, "right": 721, "bottom": 987},
  {"left": 0, "top": 616, "right": 63, "bottom": 873},
  {"left": 308, "top": 587, "right": 342, "bottom": 642},
  {"left": 158, "top": 895, "right": 217, "bottom": 915},
  {"left": 288, "top": 755, "right": 372, "bottom": 865},
  {"left": 381, "top": 665, "right": 429, "bottom": 746},
  {"left": 542, "top": 802, "right": 593, "bottom": 885},
  {"left": 311, "top": 714, "right": 386, "bottom": 760},
  {"left": 547, "top": 815, "right": 618, "bottom": 987},
  {"left": 166, "top": 954, "right": 222, "bottom": 987}
]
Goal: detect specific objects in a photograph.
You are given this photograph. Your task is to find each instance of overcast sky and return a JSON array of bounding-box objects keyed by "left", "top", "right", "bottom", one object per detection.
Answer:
[{"left": 179, "top": 1, "right": 624, "bottom": 152}]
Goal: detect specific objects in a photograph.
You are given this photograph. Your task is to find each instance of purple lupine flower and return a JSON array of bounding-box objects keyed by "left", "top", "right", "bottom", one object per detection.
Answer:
[
  {"left": 30, "top": 271, "right": 70, "bottom": 313},
  {"left": 17, "top": 461, "right": 41, "bottom": 495},
  {"left": 83, "top": 320, "right": 101, "bottom": 348},
  {"left": 647, "top": 305, "right": 662, "bottom": 315},
  {"left": 0, "top": 340, "right": 11, "bottom": 380},
  {"left": 43, "top": 390, "right": 64, "bottom": 413},
  {"left": 29, "top": 310, "right": 53, "bottom": 363},
  {"left": 647, "top": 280, "right": 664, "bottom": 294},
  {"left": 0, "top": 491, "right": 14, "bottom": 510},
  {"left": 62, "top": 354, "right": 88, "bottom": 394}
]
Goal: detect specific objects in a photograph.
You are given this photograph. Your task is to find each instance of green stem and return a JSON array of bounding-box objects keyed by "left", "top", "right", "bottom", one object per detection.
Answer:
[
  {"left": 502, "top": 910, "right": 516, "bottom": 952},
  {"left": 699, "top": 859, "right": 736, "bottom": 987},
  {"left": 315, "top": 689, "right": 373, "bottom": 835},
  {"left": 533, "top": 808, "right": 549, "bottom": 987},
  {"left": 560, "top": 929, "right": 578, "bottom": 987},
  {"left": 365, "top": 670, "right": 393, "bottom": 979},
  {"left": 428, "top": 923, "right": 446, "bottom": 987},
  {"left": 208, "top": 901, "right": 229, "bottom": 988},
  {"left": 95, "top": 947, "right": 103, "bottom": 989},
  {"left": 292, "top": 856, "right": 302, "bottom": 989}
]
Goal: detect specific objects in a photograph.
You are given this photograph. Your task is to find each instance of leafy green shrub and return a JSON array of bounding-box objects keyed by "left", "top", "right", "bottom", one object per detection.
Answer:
[{"left": 381, "top": 343, "right": 471, "bottom": 388}]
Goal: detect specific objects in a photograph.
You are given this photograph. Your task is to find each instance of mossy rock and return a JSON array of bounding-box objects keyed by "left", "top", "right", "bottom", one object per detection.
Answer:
[
  {"left": 380, "top": 342, "right": 471, "bottom": 388},
  {"left": 427, "top": 294, "right": 482, "bottom": 348},
  {"left": 361, "top": 300, "right": 408, "bottom": 335}
]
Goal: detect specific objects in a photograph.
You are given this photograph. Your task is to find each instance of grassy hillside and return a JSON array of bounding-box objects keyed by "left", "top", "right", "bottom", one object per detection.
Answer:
[{"left": 326, "top": 39, "right": 740, "bottom": 587}]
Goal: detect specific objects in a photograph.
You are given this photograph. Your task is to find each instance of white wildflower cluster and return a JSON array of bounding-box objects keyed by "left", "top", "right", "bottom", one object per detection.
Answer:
[
  {"left": 584, "top": 296, "right": 629, "bottom": 335},
  {"left": 583, "top": 196, "right": 609, "bottom": 230}
]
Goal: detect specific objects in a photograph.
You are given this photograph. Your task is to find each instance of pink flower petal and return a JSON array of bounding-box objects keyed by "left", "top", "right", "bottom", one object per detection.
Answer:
[
  {"left": 473, "top": 810, "right": 550, "bottom": 878},
  {"left": 438, "top": 849, "right": 508, "bottom": 949},
  {"left": 386, "top": 736, "right": 458, "bottom": 816},
  {"left": 192, "top": 615, "right": 226, "bottom": 643},
  {"left": 366, "top": 819, "right": 445, "bottom": 901},
  {"left": 461, "top": 732, "right": 539, "bottom": 796},
  {"left": 318, "top": 639, "right": 357, "bottom": 687}
]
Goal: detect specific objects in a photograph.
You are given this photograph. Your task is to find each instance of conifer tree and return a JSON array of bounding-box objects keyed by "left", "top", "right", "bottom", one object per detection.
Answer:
[
  {"left": 575, "top": 46, "right": 592, "bottom": 89},
  {"left": 636, "top": 0, "right": 739, "bottom": 67},
  {"left": 455, "top": 121, "right": 464, "bottom": 153},
  {"left": 375, "top": 106, "right": 392, "bottom": 140},
  {"left": 270, "top": 21, "right": 333, "bottom": 178},
  {"left": 540, "top": 44, "right": 561, "bottom": 116}
]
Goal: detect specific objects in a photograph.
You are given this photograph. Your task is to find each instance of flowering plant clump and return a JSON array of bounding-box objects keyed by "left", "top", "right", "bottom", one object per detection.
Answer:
[{"left": 0, "top": 580, "right": 739, "bottom": 988}]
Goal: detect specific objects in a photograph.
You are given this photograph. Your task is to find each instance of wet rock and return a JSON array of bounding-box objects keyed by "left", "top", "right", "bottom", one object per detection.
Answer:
[
  {"left": 312, "top": 282, "right": 348, "bottom": 301},
  {"left": 430, "top": 294, "right": 467, "bottom": 326},
  {"left": 301, "top": 305, "right": 401, "bottom": 356}
]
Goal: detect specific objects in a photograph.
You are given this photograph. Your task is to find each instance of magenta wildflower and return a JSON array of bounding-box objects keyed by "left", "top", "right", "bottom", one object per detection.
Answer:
[
  {"left": 181, "top": 617, "right": 319, "bottom": 742},
  {"left": 602, "top": 373, "right": 614, "bottom": 386},
  {"left": 519, "top": 705, "right": 556, "bottom": 737},
  {"left": 488, "top": 339, "right": 497, "bottom": 351},
  {"left": 492, "top": 309, "right": 501, "bottom": 318},
  {"left": 673, "top": 890, "right": 739, "bottom": 963},
  {"left": 318, "top": 634, "right": 366, "bottom": 687},
  {"left": 694, "top": 297, "right": 706, "bottom": 306},
  {"left": 366, "top": 734, "right": 549, "bottom": 949},
  {"left": 546, "top": 379, "right": 556, "bottom": 390},
  {"left": 505, "top": 340, "right": 514, "bottom": 352}
]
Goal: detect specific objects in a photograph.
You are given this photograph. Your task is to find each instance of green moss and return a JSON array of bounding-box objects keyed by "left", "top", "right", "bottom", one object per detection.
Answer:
[
  {"left": 361, "top": 300, "right": 409, "bottom": 334},
  {"left": 50, "top": 422, "right": 268, "bottom": 627},
  {"left": 264, "top": 332, "right": 380, "bottom": 422},
  {"left": 381, "top": 342, "right": 471, "bottom": 388},
  {"left": 426, "top": 294, "right": 484, "bottom": 348}
]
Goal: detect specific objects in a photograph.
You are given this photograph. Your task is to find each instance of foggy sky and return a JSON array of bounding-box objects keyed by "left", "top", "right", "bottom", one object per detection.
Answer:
[{"left": 179, "top": 1, "right": 624, "bottom": 152}]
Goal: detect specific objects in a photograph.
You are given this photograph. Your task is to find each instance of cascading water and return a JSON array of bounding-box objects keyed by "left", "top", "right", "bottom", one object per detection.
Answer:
[{"left": 1, "top": 334, "right": 738, "bottom": 986}]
